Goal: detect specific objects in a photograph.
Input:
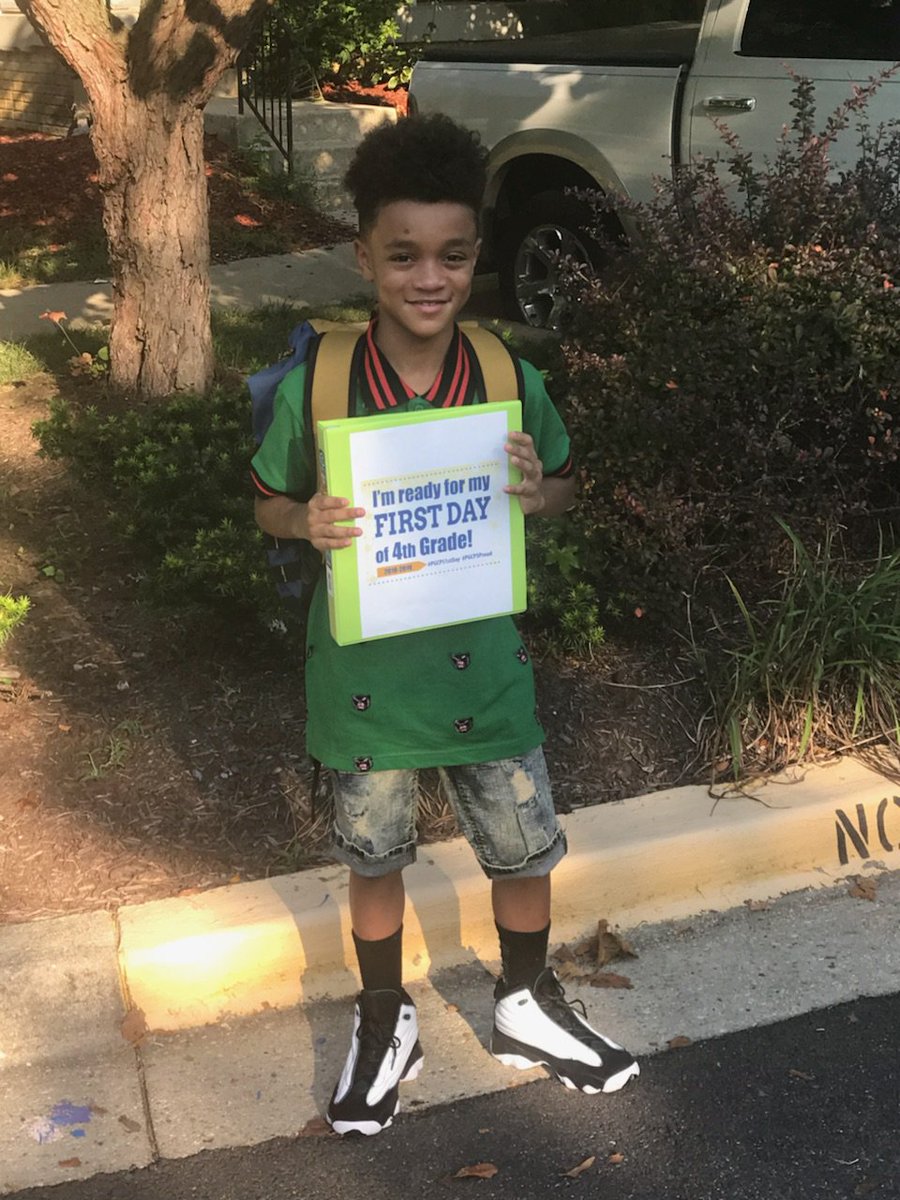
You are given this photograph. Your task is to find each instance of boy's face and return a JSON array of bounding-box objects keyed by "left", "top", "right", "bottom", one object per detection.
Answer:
[{"left": 355, "top": 200, "right": 481, "bottom": 349}]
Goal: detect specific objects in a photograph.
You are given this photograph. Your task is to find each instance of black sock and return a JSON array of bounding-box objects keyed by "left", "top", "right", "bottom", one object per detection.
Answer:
[
  {"left": 496, "top": 921, "right": 550, "bottom": 992},
  {"left": 352, "top": 926, "right": 403, "bottom": 993}
]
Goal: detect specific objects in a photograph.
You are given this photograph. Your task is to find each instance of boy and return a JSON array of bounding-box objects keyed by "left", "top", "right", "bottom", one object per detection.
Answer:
[{"left": 251, "top": 114, "right": 638, "bottom": 1136}]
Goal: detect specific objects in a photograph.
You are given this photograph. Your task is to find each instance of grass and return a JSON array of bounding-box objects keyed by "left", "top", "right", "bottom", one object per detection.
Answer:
[
  {"left": 0, "top": 593, "right": 30, "bottom": 649},
  {"left": 0, "top": 225, "right": 109, "bottom": 290},
  {"left": 0, "top": 341, "right": 43, "bottom": 384},
  {"left": 80, "top": 719, "right": 145, "bottom": 781},
  {"left": 699, "top": 522, "right": 900, "bottom": 777}
]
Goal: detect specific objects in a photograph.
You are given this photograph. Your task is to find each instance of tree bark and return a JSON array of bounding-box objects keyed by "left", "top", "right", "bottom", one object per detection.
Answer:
[
  {"left": 93, "top": 91, "right": 215, "bottom": 397},
  {"left": 18, "top": 0, "right": 271, "bottom": 399}
]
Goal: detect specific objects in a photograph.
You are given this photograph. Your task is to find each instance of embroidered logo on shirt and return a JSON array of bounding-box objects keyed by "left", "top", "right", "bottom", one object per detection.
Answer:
[
  {"left": 515, "top": 646, "right": 529, "bottom": 664},
  {"left": 351, "top": 694, "right": 371, "bottom": 711},
  {"left": 354, "top": 756, "right": 373, "bottom": 772},
  {"left": 454, "top": 717, "right": 474, "bottom": 734},
  {"left": 450, "top": 653, "right": 471, "bottom": 670}
]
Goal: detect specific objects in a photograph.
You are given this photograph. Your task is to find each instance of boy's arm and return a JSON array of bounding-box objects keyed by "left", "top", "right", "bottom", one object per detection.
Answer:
[
  {"left": 254, "top": 493, "right": 365, "bottom": 552},
  {"left": 504, "top": 431, "right": 576, "bottom": 517}
]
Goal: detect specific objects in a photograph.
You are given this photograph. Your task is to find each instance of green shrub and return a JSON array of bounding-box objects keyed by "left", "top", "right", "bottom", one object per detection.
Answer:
[
  {"left": 0, "top": 593, "right": 29, "bottom": 650},
  {"left": 557, "top": 76, "right": 900, "bottom": 631},
  {"left": 526, "top": 521, "right": 605, "bottom": 656},
  {"left": 33, "top": 386, "right": 280, "bottom": 622},
  {"left": 278, "top": 0, "right": 411, "bottom": 86}
]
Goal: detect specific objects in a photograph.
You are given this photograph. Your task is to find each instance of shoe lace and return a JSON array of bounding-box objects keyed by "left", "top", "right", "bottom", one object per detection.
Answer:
[
  {"left": 538, "top": 973, "right": 592, "bottom": 1033},
  {"left": 356, "top": 1014, "right": 401, "bottom": 1074}
]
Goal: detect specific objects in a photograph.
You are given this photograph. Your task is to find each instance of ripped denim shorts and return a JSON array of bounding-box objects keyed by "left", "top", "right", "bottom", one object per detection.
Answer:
[{"left": 329, "top": 746, "right": 566, "bottom": 879}]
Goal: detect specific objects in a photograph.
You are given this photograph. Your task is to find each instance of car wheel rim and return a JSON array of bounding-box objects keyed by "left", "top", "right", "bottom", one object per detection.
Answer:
[{"left": 512, "top": 222, "right": 591, "bottom": 328}]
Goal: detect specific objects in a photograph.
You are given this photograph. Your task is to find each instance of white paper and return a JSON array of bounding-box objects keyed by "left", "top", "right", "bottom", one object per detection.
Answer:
[{"left": 348, "top": 410, "right": 514, "bottom": 639}]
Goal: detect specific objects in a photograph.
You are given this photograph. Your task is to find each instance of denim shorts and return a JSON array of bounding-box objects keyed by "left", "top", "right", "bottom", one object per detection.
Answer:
[{"left": 330, "top": 746, "right": 567, "bottom": 879}]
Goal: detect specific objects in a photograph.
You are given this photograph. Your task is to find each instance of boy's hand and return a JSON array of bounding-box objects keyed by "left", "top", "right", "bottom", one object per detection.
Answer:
[
  {"left": 504, "top": 432, "right": 546, "bottom": 516},
  {"left": 306, "top": 493, "right": 365, "bottom": 552}
]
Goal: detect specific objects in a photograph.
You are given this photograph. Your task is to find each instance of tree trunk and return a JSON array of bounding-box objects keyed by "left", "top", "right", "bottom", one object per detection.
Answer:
[
  {"left": 17, "top": 0, "right": 271, "bottom": 400},
  {"left": 92, "top": 91, "right": 215, "bottom": 397}
]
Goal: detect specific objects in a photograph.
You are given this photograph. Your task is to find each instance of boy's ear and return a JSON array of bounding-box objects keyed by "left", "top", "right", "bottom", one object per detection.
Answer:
[{"left": 355, "top": 237, "right": 374, "bottom": 281}]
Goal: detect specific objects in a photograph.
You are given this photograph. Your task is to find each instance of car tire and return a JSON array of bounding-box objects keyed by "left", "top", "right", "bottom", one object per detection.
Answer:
[{"left": 497, "top": 190, "right": 603, "bottom": 329}]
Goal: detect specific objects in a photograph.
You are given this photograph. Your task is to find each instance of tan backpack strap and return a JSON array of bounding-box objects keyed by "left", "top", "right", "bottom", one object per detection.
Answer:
[
  {"left": 308, "top": 328, "right": 362, "bottom": 491},
  {"left": 461, "top": 324, "right": 519, "bottom": 403}
]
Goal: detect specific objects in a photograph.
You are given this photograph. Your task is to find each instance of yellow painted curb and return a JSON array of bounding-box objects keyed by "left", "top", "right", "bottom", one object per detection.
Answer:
[{"left": 119, "top": 757, "right": 899, "bottom": 1032}]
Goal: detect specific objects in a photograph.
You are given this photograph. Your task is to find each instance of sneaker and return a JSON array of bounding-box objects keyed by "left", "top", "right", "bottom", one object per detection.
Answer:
[
  {"left": 491, "top": 967, "right": 639, "bottom": 1094},
  {"left": 327, "top": 987, "right": 423, "bottom": 1135}
]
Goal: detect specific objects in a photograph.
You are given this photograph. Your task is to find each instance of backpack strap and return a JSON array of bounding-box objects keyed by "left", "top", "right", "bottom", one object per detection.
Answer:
[
  {"left": 460, "top": 324, "right": 521, "bottom": 404},
  {"left": 306, "top": 328, "right": 363, "bottom": 491}
]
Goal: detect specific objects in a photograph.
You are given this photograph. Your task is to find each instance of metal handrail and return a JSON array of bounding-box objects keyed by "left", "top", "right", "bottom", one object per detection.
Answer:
[{"left": 237, "top": 8, "right": 298, "bottom": 173}]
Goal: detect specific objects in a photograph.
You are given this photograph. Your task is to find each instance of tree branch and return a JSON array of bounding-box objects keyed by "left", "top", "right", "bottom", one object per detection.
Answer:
[{"left": 18, "top": 0, "right": 126, "bottom": 84}]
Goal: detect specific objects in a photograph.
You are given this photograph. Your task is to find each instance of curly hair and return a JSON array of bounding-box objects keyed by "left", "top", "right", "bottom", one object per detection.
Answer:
[{"left": 344, "top": 113, "right": 488, "bottom": 233}]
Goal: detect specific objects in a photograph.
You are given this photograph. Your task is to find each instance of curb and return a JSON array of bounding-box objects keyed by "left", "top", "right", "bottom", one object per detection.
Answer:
[{"left": 117, "top": 757, "right": 900, "bottom": 1032}]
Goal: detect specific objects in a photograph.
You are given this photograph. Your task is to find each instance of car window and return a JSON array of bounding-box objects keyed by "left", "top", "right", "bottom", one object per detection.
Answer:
[{"left": 740, "top": 0, "right": 900, "bottom": 60}]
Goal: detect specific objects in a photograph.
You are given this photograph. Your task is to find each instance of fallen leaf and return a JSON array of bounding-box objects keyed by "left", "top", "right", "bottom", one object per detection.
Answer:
[
  {"left": 40, "top": 310, "right": 68, "bottom": 324},
  {"left": 298, "top": 1116, "right": 335, "bottom": 1138},
  {"left": 788, "top": 1068, "right": 815, "bottom": 1081},
  {"left": 596, "top": 920, "right": 638, "bottom": 968},
  {"left": 848, "top": 876, "right": 878, "bottom": 902},
  {"left": 120, "top": 1007, "right": 148, "bottom": 1046},
  {"left": 589, "top": 971, "right": 633, "bottom": 990},
  {"left": 556, "top": 960, "right": 594, "bottom": 982},
  {"left": 228, "top": 873, "right": 241, "bottom": 885},
  {"left": 118, "top": 1115, "right": 141, "bottom": 1133},
  {"left": 58, "top": 723, "right": 72, "bottom": 733},
  {"left": 57, "top": 1158, "right": 81, "bottom": 1168},
  {"left": 562, "top": 1156, "right": 596, "bottom": 1178},
  {"left": 454, "top": 1163, "right": 499, "bottom": 1180},
  {"left": 667, "top": 1035, "right": 692, "bottom": 1049},
  {"left": 608, "top": 1152, "right": 625, "bottom": 1166},
  {"left": 571, "top": 935, "right": 597, "bottom": 959},
  {"left": 445, "top": 1002, "right": 460, "bottom": 1013},
  {"left": 744, "top": 899, "right": 770, "bottom": 911}
]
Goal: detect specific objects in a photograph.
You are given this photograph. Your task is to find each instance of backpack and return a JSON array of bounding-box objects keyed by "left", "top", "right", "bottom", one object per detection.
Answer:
[{"left": 249, "top": 319, "right": 520, "bottom": 609}]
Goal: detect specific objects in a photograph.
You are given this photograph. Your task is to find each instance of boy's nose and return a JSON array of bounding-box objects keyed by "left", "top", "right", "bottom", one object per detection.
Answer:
[{"left": 413, "top": 258, "right": 444, "bottom": 289}]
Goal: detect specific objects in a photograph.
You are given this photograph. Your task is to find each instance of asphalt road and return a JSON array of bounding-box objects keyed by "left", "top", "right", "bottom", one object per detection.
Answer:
[{"left": 11, "top": 990, "right": 898, "bottom": 1200}]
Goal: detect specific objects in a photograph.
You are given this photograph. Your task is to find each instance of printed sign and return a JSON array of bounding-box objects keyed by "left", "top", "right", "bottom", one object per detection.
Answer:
[{"left": 317, "top": 402, "right": 526, "bottom": 644}]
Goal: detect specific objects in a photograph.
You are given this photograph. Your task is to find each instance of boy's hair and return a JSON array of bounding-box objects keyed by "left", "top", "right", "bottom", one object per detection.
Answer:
[{"left": 344, "top": 113, "right": 488, "bottom": 234}]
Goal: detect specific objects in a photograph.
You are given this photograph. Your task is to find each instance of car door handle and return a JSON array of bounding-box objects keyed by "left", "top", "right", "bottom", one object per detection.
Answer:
[{"left": 703, "top": 95, "right": 757, "bottom": 112}]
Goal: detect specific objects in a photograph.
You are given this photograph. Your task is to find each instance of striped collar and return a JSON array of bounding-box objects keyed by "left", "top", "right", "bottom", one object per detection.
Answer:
[{"left": 361, "top": 319, "right": 476, "bottom": 411}]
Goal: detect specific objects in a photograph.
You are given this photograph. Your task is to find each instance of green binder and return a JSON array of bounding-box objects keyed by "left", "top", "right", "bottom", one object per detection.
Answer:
[{"left": 317, "top": 401, "right": 526, "bottom": 645}]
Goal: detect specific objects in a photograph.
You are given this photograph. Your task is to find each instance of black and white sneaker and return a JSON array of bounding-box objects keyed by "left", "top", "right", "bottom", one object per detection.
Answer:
[
  {"left": 491, "top": 968, "right": 639, "bottom": 1094},
  {"left": 327, "top": 988, "right": 423, "bottom": 1135}
]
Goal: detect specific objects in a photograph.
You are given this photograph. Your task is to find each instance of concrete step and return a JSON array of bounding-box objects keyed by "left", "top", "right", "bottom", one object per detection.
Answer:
[{"left": 204, "top": 98, "right": 397, "bottom": 216}]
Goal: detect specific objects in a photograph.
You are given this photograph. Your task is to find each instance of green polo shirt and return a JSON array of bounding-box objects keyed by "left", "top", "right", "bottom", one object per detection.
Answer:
[{"left": 251, "top": 348, "right": 571, "bottom": 773}]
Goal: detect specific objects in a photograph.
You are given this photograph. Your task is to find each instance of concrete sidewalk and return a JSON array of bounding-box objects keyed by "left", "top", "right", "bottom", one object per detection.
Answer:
[
  {"left": 2, "top": 757, "right": 899, "bottom": 1194},
  {"left": 0, "top": 244, "right": 373, "bottom": 342}
]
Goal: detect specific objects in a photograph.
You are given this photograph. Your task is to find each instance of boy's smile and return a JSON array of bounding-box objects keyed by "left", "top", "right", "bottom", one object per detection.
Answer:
[{"left": 355, "top": 199, "right": 481, "bottom": 370}]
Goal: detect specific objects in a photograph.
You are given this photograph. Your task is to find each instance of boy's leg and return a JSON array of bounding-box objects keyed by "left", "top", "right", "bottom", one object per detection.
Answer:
[
  {"left": 491, "top": 868, "right": 639, "bottom": 1095},
  {"left": 443, "top": 751, "right": 639, "bottom": 1095},
  {"left": 492, "top": 874, "right": 551, "bottom": 991},
  {"left": 327, "top": 772, "right": 423, "bottom": 1136},
  {"left": 350, "top": 869, "right": 406, "bottom": 991}
]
